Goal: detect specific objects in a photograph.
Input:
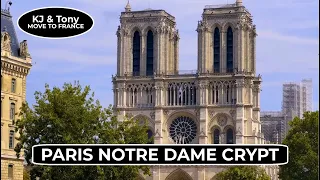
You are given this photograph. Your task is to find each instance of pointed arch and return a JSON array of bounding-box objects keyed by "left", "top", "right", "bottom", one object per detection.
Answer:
[
  {"left": 146, "top": 30, "right": 154, "bottom": 76},
  {"left": 133, "top": 114, "right": 154, "bottom": 128},
  {"left": 211, "top": 125, "right": 221, "bottom": 144},
  {"left": 226, "top": 26, "right": 233, "bottom": 73},
  {"left": 223, "top": 125, "right": 235, "bottom": 144},
  {"left": 133, "top": 114, "right": 154, "bottom": 144},
  {"left": 208, "top": 113, "right": 232, "bottom": 131},
  {"left": 132, "top": 30, "right": 141, "bottom": 76},
  {"left": 213, "top": 27, "right": 220, "bottom": 73},
  {"left": 165, "top": 168, "right": 193, "bottom": 180},
  {"left": 131, "top": 26, "right": 143, "bottom": 37},
  {"left": 142, "top": 26, "right": 156, "bottom": 35}
]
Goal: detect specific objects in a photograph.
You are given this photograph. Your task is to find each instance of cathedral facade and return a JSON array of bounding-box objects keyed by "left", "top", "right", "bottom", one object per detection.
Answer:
[
  {"left": 1, "top": 7, "right": 32, "bottom": 180},
  {"left": 113, "top": 0, "right": 278, "bottom": 179}
]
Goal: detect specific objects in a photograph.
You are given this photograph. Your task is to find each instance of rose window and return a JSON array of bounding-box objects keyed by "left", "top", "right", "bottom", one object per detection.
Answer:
[{"left": 169, "top": 116, "right": 197, "bottom": 144}]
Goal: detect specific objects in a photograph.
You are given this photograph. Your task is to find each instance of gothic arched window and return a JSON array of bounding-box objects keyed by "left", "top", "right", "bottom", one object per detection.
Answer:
[
  {"left": 132, "top": 31, "right": 141, "bottom": 76},
  {"left": 226, "top": 27, "right": 233, "bottom": 73},
  {"left": 147, "top": 129, "right": 153, "bottom": 144},
  {"left": 213, "top": 128, "right": 220, "bottom": 144},
  {"left": 214, "top": 27, "right": 220, "bottom": 73},
  {"left": 226, "top": 128, "right": 234, "bottom": 144},
  {"left": 146, "top": 30, "right": 154, "bottom": 76}
]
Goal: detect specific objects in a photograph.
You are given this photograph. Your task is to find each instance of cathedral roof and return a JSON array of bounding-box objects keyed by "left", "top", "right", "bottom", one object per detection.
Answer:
[{"left": 1, "top": 9, "right": 20, "bottom": 57}]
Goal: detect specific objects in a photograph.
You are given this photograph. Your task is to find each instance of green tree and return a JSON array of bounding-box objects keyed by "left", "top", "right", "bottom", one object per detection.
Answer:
[
  {"left": 215, "top": 166, "right": 270, "bottom": 180},
  {"left": 279, "top": 111, "right": 319, "bottom": 180},
  {"left": 15, "top": 82, "right": 151, "bottom": 180}
]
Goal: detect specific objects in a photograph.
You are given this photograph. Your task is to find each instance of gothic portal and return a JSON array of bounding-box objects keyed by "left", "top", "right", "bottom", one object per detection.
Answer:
[{"left": 112, "top": 0, "right": 277, "bottom": 179}]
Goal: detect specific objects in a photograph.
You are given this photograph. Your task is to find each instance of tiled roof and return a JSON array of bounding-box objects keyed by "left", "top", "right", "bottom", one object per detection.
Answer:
[{"left": 1, "top": 9, "right": 20, "bottom": 57}]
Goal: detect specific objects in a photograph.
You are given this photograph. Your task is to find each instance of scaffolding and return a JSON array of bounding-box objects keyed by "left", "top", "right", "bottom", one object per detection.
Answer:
[
  {"left": 281, "top": 79, "right": 313, "bottom": 136},
  {"left": 301, "top": 79, "right": 313, "bottom": 113},
  {"left": 260, "top": 111, "right": 286, "bottom": 144}
]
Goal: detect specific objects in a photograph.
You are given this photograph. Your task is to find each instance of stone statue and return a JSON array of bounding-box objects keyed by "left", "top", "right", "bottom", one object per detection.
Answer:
[
  {"left": 1, "top": 32, "right": 11, "bottom": 52},
  {"left": 19, "top": 40, "right": 30, "bottom": 58}
]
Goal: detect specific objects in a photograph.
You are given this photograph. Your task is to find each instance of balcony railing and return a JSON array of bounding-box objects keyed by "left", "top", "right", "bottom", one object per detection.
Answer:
[
  {"left": 113, "top": 68, "right": 253, "bottom": 78},
  {"left": 204, "top": 4, "right": 237, "bottom": 9}
]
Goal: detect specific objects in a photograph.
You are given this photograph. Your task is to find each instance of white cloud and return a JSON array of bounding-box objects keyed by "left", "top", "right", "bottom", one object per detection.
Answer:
[{"left": 258, "top": 31, "right": 318, "bottom": 45}]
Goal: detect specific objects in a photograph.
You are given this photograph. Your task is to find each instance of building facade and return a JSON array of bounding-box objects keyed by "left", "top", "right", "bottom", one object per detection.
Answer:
[
  {"left": 260, "top": 111, "right": 286, "bottom": 144},
  {"left": 1, "top": 7, "right": 32, "bottom": 180},
  {"left": 282, "top": 79, "right": 313, "bottom": 134},
  {"left": 113, "top": 0, "right": 278, "bottom": 179}
]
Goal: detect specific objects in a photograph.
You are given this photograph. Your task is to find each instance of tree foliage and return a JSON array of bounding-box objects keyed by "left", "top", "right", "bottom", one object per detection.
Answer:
[
  {"left": 15, "top": 82, "right": 151, "bottom": 180},
  {"left": 215, "top": 166, "right": 270, "bottom": 180},
  {"left": 279, "top": 111, "right": 319, "bottom": 180}
]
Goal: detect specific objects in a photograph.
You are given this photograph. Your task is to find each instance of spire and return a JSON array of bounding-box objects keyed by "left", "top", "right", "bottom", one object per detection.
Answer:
[
  {"left": 236, "top": 0, "right": 243, "bottom": 6},
  {"left": 125, "top": 0, "right": 131, "bottom": 12}
]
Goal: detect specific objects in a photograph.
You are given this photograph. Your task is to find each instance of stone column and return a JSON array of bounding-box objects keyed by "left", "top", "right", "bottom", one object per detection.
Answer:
[
  {"left": 113, "top": 88, "right": 117, "bottom": 107},
  {"left": 175, "top": 32, "right": 179, "bottom": 74},
  {"left": 204, "top": 30, "right": 211, "bottom": 73},
  {"left": 154, "top": 109, "right": 163, "bottom": 144},
  {"left": 141, "top": 33, "right": 146, "bottom": 76},
  {"left": 257, "top": 85, "right": 261, "bottom": 108},
  {"left": 246, "top": 29, "right": 250, "bottom": 71},
  {"left": 124, "top": 33, "right": 131, "bottom": 75},
  {"left": 160, "top": 31, "right": 165, "bottom": 74},
  {"left": 197, "top": 167, "right": 206, "bottom": 180},
  {"left": 117, "top": 31, "right": 122, "bottom": 76},
  {"left": 235, "top": 107, "right": 244, "bottom": 144},
  {"left": 165, "top": 31, "right": 170, "bottom": 74},
  {"left": 236, "top": 79, "right": 244, "bottom": 104},
  {"left": 249, "top": 82, "right": 253, "bottom": 105},
  {"left": 240, "top": 28, "right": 244, "bottom": 72},
  {"left": 198, "top": 28, "right": 205, "bottom": 73},
  {"left": 221, "top": 31, "right": 226, "bottom": 72},
  {"left": 220, "top": 132, "right": 226, "bottom": 144},
  {"left": 121, "top": 33, "right": 125, "bottom": 75},
  {"left": 156, "top": 30, "right": 162, "bottom": 74},
  {"left": 152, "top": 166, "right": 161, "bottom": 180},
  {"left": 252, "top": 27, "right": 257, "bottom": 73},
  {"left": 199, "top": 108, "right": 208, "bottom": 144},
  {"left": 173, "top": 88, "right": 176, "bottom": 106},
  {"left": 116, "top": 88, "right": 120, "bottom": 107}
]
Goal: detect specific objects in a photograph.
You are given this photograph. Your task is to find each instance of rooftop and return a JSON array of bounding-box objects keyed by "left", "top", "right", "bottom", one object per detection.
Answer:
[{"left": 1, "top": 8, "right": 20, "bottom": 57}]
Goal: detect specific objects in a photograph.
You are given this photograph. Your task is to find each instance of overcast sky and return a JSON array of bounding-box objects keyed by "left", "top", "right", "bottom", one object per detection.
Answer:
[{"left": 2, "top": 0, "right": 319, "bottom": 111}]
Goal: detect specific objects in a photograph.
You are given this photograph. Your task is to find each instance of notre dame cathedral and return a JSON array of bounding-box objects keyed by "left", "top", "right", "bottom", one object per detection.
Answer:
[{"left": 112, "top": 0, "right": 278, "bottom": 179}]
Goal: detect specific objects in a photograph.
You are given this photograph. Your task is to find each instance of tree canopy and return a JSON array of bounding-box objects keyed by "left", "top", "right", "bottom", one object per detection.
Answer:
[
  {"left": 15, "top": 82, "right": 152, "bottom": 180},
  {"left": 214, "top": 166, "right": 270, "bottom": 180},
  {"left": 279, "top": 111, "right": 319, "bottom": 180}
]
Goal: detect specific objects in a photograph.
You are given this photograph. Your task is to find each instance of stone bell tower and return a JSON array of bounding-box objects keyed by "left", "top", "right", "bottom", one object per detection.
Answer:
[
  {"left": 116, "top": 1, "right": 179, "bottom": 77},
  {"left": 196, "top": 0, "right": 262, "bottom": 146},
  {"left": 197, "top": 0, "right": 257, "bottom": 74}
]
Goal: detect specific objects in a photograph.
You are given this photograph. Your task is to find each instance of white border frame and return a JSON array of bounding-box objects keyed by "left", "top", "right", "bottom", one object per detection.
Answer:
[
  {"left": 32, "top": 144, "right": 289, "bottom": 166},
  {"left": 17, "top": 6, "right": 95, "bottom": 39}
]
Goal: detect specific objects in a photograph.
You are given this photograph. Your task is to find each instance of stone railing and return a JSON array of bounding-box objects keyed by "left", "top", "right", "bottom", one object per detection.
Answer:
[
  {"left": 113, "top": 69, "right": 254, "bottom": 79},
  {"left": 204, "top": 4, "right": 237, "bottom": 9}
]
